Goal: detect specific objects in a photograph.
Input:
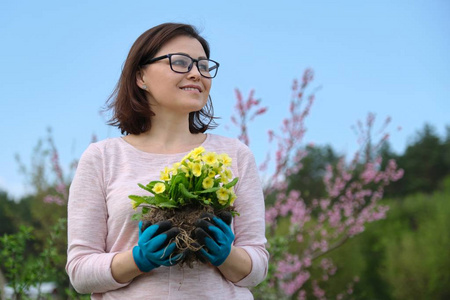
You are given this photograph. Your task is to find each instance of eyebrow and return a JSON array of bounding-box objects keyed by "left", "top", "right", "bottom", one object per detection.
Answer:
[{"left": 176, "top": 52, "right": 208, "bottom": 60}]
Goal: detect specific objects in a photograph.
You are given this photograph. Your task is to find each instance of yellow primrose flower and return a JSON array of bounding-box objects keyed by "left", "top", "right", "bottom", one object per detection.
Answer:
[
  {"left": 202, "top": 177, "right": 214, "bottom": 189},
  {"left": 222, "top": 169, "right": 233, "bottom": 180},
  {"left": 229, "top": 191, "right": 237, "bottom": 206},
  {"left": 189, "top": 146, "right": 205, "bottom": 158},
  {"left": 220, "top": 175, "right": 230, "bottom": 184},
  {"left": 216, "top": 187, "right": 230, "bottom": 205},
  {"left": 172, "top": 163, "right": 180, "bottom": 175},
  {"left": 131, "top": 200, "right": 139, "bottom": 210},
  {"left": 202, "top": 152, "right": 218, "bottom": 166},
  {"left": 180, "top": 164, "right": 189, "bottom": 175},
  {"left": 180, "top": 154, "right": 191, "bottom": 164},
  {"left": 152, "top": 182, "right": 166, "bottom": 194},
  {"left": 192, "top": 163, "right": 202, "bottom": 177},
  {"left": 192, "top": 155, "right": 202, "bottom": 163},
  {"left": 160, "top": 167, "right": 171, "bottom": 181},
  {"left": 208, "top": 170, "right": 216, "bottom": 178},
  {"left": 218, "top": 153, "right": 232, "bottom": 167}
]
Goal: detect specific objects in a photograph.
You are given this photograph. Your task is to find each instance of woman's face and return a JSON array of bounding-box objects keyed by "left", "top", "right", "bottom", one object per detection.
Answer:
[{"left": 138, "top": 35, "right": 212, "bottom": 117}]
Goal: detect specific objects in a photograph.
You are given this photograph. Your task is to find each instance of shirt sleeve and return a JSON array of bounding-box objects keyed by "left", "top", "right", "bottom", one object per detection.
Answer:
[
  {"left": 231, "top": 141, "right": 269, "bottom": 287},
  {"left": 65, "top": 144, "right": 130, "bottom": 294}
]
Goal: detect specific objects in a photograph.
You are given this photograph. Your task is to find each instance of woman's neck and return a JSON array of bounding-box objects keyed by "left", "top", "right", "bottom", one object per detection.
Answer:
[{"left": 124, "top": 113, "right": 206, "bottom": 154}]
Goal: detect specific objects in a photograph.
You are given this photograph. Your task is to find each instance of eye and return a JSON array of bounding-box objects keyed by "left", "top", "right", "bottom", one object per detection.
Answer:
[
  {"left": 198, "top": 61, "right": 209, "bottom": 71},
  {"left": 171, "top": 56, "right": 191, "bottom": 69}
]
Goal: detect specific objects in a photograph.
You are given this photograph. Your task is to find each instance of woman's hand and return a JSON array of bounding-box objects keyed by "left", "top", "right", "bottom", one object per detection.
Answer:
[
  {"left": 194, "top": 212, "right": 252, "bottom": 282},
  {"left": 111, "top": 220, "right": 182, "bottom": 284},
  {"left": 133, "top": 220, "right": 183, "bottom": 272},
  {"left": 194, "top": 212, "right": 234, "bottom": 266}
]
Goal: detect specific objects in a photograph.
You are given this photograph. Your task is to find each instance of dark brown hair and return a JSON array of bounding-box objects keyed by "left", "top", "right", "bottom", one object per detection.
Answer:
[{"left": 106, "top": 23, "right": 218, "bottom": 135}]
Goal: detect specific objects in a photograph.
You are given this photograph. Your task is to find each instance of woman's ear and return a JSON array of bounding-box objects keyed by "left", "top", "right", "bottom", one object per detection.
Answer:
[{"left": 136, "top": 70, "right": 146, "bottom": 90}]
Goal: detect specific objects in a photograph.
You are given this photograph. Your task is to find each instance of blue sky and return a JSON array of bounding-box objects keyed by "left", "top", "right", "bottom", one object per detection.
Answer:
[{"left": 1, "top": 0, "right": 449, "bottom": 198}]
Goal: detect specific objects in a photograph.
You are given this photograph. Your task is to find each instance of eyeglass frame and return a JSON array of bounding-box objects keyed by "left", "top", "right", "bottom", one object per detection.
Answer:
[{"left": 141, "top": 53, "right": 220, "bottom": 79}]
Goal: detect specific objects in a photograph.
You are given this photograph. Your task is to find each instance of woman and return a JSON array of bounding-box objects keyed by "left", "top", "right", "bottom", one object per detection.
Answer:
[{"left": 66, "top": 23, "right": 268, "bottom": 299}]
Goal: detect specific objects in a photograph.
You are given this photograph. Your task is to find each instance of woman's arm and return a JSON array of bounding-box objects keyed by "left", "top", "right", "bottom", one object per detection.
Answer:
[
  {"left": 217, "top": 140, "right": 269, "bottom": 286},
  {"left": 66, "top": 144, "right": 131, "bottom": 294},
  {"left": 111, "top": 250, "right": 143, "bottom": 283},
  {"left": 217, "top": 246, "right": 252, "bottom": 282}
]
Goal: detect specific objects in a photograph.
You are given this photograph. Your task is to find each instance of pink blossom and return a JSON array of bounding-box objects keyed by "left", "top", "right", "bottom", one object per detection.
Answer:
[
  {"left": 320, "top": 199, "right": 330, "bottom": 210},
  {"left": 292, "top": 79, "right": 299, "bottom": 91},
  {"left": 265, "top": 207, "right": 279, "bottom": 225},
  {"left": 280, "top": 272, "right": 310, "bottom": 296},
  {"left": 231, "top": 74, "right": 401, "bottom": 297},
  {"left": 267, "top": 130, "right": 274, "bottom": 143},
  {"left": 303, "top": 257, "right": 312, "bottom": 267},
  {"left": 277, "top": 254, "right": 302, "bottom": 276},
  {"left": 312, "top": 280, "right": 325, "bottom": 299},
  {"left": 44, "top": 195, "right": 65, "bottom": 206},
  {"left": 298, "top": 290, "right": 306, "bottom": 300},
  {"left": 55, "top": 182, "right": 66, "bottom": 194},
  {"left": 302, "top": 69, "right": 314, "bottom": 87},
  {"left": 328, "top": 206, "right": 342, "bottom": 228}
]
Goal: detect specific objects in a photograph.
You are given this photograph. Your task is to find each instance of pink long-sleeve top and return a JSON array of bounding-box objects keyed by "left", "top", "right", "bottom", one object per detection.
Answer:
[{"left": 66, "top": 133, "right": 269, "bottom": 299}]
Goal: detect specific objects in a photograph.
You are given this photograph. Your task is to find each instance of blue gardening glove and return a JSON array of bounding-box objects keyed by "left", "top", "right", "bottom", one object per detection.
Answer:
[
  {"left": 194, "top": 212, "right": 234, "bottom": 266},
  {"left": 132, "top": 220, "right": 183, "bottom": 272}
]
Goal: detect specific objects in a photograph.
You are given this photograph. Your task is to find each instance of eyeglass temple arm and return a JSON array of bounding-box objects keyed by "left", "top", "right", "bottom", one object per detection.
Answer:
[{"left": 142, "top": 55, "right": 168, "bottom": 65}]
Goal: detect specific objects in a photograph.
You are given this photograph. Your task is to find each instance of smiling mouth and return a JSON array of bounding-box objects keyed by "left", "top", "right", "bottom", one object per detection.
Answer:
[{"left": 180, "top": 86, "right": 202, "bottom": 92}]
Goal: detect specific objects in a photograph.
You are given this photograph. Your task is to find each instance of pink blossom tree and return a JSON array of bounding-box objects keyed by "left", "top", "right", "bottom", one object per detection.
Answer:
[{"left": 232, "top": 69, "right": 403, "bottom": 299}]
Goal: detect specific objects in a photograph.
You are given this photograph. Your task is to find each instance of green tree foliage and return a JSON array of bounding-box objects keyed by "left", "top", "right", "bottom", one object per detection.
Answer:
[
  {"left": 0, "top": 191, "right": 19, "bottom": 234},
  {"left": 0, "top": 219, "right": 73, "bottom": 299},
  {"left": 287, "top": 145, "right": 339, "bottom": 204},
  {"left": 0, "top": 191, "right": 34, "bottom": 235},
  {"left": 320, "top": 187, "right": 450, "bottom": 300},
  {"left": 382, "top": 124, "right": 450, "bottom": 197},
  {"left": 384, "top": 185, "right": 450, "bottom": 299},
  {"left": 260, "top": 123, "right": 450, "bottom": 299},
  {"left": 0, "top": 130, "right": 81, "bottom": 299}
]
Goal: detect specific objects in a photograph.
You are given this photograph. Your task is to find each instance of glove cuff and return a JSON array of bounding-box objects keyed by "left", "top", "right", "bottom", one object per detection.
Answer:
[{"left": 132, "top": 246, "right": 158, "bottom": 272}]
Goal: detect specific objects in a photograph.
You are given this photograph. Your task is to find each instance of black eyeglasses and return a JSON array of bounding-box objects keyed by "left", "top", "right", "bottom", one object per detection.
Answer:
[{"left": 142, "top": 53, "right": 220, "bottom": 78}]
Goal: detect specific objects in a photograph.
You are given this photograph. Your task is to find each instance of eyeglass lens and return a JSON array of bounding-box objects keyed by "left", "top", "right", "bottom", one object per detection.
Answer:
[{"left": 170, "top": 54, "right": 218, "bottom": 78}]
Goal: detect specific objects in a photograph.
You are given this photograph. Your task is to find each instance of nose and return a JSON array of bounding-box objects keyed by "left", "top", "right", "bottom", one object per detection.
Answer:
[{"left": 186, "top": 62, "right": 202, "bottom": 80}]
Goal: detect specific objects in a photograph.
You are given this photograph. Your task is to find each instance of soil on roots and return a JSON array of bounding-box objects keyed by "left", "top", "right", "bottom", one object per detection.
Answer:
[{"left": 141, "top": 205, "right": 232, "bottom": 268}]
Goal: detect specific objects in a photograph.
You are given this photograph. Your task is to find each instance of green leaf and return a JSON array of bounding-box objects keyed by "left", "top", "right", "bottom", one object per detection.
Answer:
[
  {"left": 169, "top": 174, "right": 185, "bottom": 200},
  {"left": 128, "top": 195, "right": 145, "bottom": 204},
  {"left": 179, "top": 183, "right": 198, "bottom": 199},
  {"left": 196, "top": 187, "right": 221, "bottom": 194},
  {"left": 158, "top": 201, "right": 178, "bottom": 208},
  {"left": 223, "top": 177, "right": 239, "bottom": 189},
  {"left": 194, "top": 171, "right": 208, "bottom": 191},
  {"left": 129, "top": 195, "right": 157, "bottom": 206},
  {"left": 154, "top": 194, "right": 169, "bottom": 204},
  {"left": 138, "top": 183, "right": 154, "bottom": 194},
  {"left": 131, "top": 213, "right": 143, "bottom": 220}
]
